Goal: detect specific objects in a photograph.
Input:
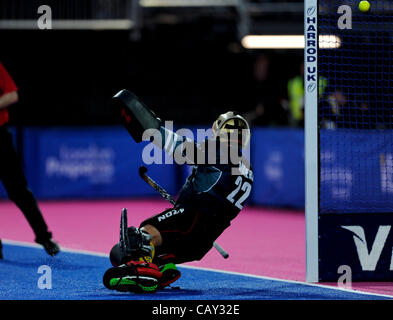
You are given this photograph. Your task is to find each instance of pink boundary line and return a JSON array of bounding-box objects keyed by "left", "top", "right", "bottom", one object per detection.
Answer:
[{"left": 0, "top": 199, "right": 392, "bottom": 297}]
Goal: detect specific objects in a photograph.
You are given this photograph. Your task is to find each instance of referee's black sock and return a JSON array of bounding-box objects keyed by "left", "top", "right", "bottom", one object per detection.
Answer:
[
  {"left": 9, "top": 189, "right": 60, "bottom": 257},
  {"left": 9, "top": 188, "right": 52, "bottom": 239}
]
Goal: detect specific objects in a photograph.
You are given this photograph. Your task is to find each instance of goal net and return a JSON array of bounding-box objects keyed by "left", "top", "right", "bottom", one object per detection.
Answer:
[{"left": 305, "top": 0, "right": 393, "bottom": 281}]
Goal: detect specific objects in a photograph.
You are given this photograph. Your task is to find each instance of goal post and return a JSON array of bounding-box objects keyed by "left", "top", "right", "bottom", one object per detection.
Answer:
[
  {"left": 304, "top": 0, "right": 319, "bottom": 283},
  {"left": 305, "top": 0, "right": 393, "bottom": 282}
]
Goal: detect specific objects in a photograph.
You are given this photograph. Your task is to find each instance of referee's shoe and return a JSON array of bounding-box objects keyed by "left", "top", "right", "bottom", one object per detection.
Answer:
[
  {"left": 0, "top": 238, "right": 59, "bottom": 259},
  {"left": 36, "top": 238, "right": 60, "bottom": 257}
]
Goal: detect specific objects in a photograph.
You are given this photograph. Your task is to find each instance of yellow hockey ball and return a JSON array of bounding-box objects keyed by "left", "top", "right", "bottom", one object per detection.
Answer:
[{"left": 359, "top": 1, "right": 370, "bottom": 12}]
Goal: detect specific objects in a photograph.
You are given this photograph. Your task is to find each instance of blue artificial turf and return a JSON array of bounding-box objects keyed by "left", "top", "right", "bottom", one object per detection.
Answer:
[{"left": 0, "top": 243, "right": 390, "bottom": 300}]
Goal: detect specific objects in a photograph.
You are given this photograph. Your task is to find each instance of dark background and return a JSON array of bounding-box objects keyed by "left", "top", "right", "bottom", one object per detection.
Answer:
[{"left": 0, "top": 0, "right": 304, "bottom": 127}]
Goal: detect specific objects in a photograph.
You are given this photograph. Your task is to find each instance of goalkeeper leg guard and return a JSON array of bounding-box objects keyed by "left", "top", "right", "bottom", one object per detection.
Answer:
[
  {"left": 158, "top": 263, "right": 181, "bottom": 289},
  {"left": 153, "top": 254, "right": 181, "bottom": 289}
]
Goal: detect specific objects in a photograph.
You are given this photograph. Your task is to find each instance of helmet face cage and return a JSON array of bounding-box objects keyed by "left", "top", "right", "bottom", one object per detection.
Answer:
[{"left": 212, "top": 111, "right": 251, "bottom": 149}]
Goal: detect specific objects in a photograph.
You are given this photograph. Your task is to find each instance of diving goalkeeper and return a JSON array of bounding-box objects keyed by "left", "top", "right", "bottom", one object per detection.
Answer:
[{"left": 103, "top": 91, "right": 253, "bottom": 293}]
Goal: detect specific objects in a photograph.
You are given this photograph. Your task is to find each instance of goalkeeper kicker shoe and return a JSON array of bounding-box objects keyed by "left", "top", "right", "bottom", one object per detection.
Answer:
[
  {"left": 158, "top": 263, "right": 181, "bottom": 289},
  {"left": 103, "top": 260, "right": 162, "bottom": 293}
]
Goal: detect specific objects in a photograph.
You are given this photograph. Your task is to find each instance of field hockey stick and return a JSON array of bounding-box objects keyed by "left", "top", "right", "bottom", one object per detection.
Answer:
[{"left": 138, "top": 166, "right": 229, "bottom": 259}]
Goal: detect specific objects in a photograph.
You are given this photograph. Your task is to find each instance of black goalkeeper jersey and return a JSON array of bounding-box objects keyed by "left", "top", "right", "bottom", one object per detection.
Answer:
[
  {"left": 156, "top": 126, "right": 253, "bottom": 221},
  {"left": 176, "top": 159, "right": 254, "bottom": 221}
]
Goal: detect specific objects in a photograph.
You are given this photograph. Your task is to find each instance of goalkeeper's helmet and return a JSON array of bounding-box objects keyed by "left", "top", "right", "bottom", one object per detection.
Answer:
[{"left": 212, "top": 111, "right": 251, "bottom": 149}]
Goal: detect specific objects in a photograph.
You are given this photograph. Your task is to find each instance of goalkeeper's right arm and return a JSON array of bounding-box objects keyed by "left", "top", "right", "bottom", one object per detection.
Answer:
[{"left": 148, "top": 126, "right": 204, "bottom": 166}]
